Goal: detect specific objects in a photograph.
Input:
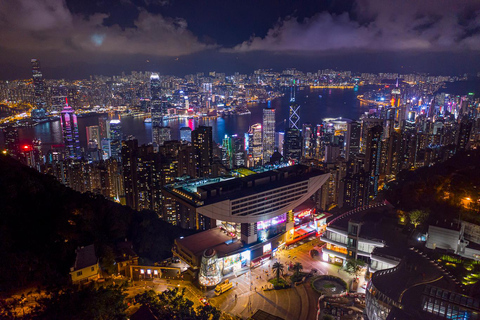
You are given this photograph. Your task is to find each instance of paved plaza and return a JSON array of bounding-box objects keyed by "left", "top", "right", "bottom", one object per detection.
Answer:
[{"left": 125, "top": 236, "right": 367, "bottom": 319}]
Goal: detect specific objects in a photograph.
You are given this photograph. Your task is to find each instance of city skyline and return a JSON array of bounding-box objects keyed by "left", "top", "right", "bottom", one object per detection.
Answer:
[
  {"left": 2, "top": 2, "right": 480, "bottom": 319},
  {"left": 1, "top": 0, "right": 480, "bottom": 79}
]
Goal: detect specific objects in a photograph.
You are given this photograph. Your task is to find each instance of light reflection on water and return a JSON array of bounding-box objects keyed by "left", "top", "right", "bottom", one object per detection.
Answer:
[{"left": 5, "top": 86, "right": 375, "bottom": 152}]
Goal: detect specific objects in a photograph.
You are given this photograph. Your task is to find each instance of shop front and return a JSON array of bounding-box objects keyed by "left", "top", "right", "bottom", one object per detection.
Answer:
[
  {"left": 221, "top": 250, "right": 250, "bottom": 275},
  {"left": 287, "top": 208, "right": 317, "bottom": 245},
  {"left": 322, "top": 243, "right": 348, "bottom": 266}
]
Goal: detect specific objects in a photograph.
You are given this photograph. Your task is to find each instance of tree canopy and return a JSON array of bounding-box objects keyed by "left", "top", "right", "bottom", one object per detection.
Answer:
[
  {"left": 344, "top": 259, "right": 366, "bottom": 277},
  {"left": 272, "top": 262, "right": 284, "bottom": 281},
  {"left": 408, "top": 209, "right": 429, "bottom": 228},
  {"left": 134, "top": 288, "right": 220, "bottom": 320}
]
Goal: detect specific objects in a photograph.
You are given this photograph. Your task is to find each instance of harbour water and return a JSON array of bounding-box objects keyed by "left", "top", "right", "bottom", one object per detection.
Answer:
[{"left": 5, "top": 85, "right": 382, "bottom": 152}]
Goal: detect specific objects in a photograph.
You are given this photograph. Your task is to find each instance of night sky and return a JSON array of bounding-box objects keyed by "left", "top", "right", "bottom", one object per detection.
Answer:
[{"left": 1, "top": 0, "right": 480, "bottom": 79}]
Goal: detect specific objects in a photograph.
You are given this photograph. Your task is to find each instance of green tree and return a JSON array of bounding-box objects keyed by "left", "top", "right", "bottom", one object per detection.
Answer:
[
  {"left": 272, "top": 262, "right": 284, "bottom": 281},
  {"left": 32, "top": 284, "right": 128, "bottom": 320},
  {"left": 408, "top": 209, "right": 429, "bottom": 228},
  {"left": 344, "top": 258, "right": 366, "bottom": 277},
  {"left": 135, "top": 287, "right": 220, "bottom": 320},
  {"left": 292, "top": 262, "right": 303, "bottom": 276}
]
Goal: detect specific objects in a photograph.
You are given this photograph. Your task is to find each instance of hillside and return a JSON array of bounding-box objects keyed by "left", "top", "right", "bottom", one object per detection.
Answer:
[{"left": 0, "top": 155, "right": 192, "bottom": 294}]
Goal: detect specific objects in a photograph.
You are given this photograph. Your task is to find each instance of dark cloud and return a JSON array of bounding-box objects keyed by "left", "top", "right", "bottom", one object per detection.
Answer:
[
  {"left": 232, "top": 0, "right": 480, "bottom": 52},
  {"left": 0, "top": 0, "right": 212, "bottom": 57},
  {"left": 0, "top": 0, "right": 480, "bottom": 78}
]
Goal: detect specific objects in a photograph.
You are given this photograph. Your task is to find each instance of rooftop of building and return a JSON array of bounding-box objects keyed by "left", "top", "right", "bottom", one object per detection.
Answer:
[
  {"left": 114, "top": 240, "right": 138, "bottom": 262},
  {"left": 371, "top": 248, "right": 467, "bottom": 316},
  {"left": 164, "top": 164, "right": 326, "bottom": 207},
  {"left": 328, "top": 203, "right": 400, "bottom": 245},
  {"left": 72, "top": 244, "right": 97, "bottom": 271},
  {"left": 175, "top": 228, "right": 244, "bottom": 259}
]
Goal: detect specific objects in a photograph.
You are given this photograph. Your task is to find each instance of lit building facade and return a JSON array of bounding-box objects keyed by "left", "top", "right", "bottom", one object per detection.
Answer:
[
  {"left": 262, "top": 107, "right": 275, "bottom": 164},
  {"left": 248, "top": 123, "right": 263, "bottom": 166},
  {"left": 60, "top": 103, "right": 81, "bottom": 159}
]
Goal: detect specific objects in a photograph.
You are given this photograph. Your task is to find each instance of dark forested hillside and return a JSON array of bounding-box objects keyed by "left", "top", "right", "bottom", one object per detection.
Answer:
[
  {"left": 385, "top": 149, "right": 480, "bottom": 223},
  {"left": 0, "top": 155, "right": 192, "bottom": 293}
]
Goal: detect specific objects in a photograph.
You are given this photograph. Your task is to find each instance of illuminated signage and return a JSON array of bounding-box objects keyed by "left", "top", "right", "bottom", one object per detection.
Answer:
[{"left": 263, "top": 243, "right": 272, "bottom": 254}]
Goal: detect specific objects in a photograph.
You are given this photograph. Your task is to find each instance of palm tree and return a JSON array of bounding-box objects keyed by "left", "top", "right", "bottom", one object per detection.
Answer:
[
  {"left": 292, "top": 262, "right": 303, "bottom": 276},
  {"left": 272, "top": 262, "right": 284, "bottom": 281}
]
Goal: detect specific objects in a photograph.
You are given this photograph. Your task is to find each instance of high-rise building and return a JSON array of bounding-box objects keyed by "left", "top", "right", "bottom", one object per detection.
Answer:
[
  {"left": 276, "top": 132, "right": 285, "bottom": 155},
  {"left": 248, "top": 123, "right": 263, "bottom": 166},
  {"left": 302, "top": 123, "right": 314, "bottom": 159},
  {"left": 60, "top": 102, "right": 81, "bottom": 159},
  {"left": 150, "top": 73, "right": 161, "bottom": 99},
  {"left": 221, "top": 135, "right": 234, "bottom": 169},
  {"left": 232, "top": 135, "right": 246, "bottom": 167},
  {"left": 86, "top": 126, "right": 100, "bottom": 146},
  {"left": 180, "top": 127, "right": 192, "bottom": 142},
  {"left": 153, "top": 126, "right": 171, "bottom": 146},
  {"left": 109, "top": 120, "right": 122, "bottom": 160},
  {"left": 31, "top": 59, "right": 46, "bottom": 112},
  {"left": 150, "top": 73, "right": 165, "bottom": 126},
  {"left": 192, "top": 126, "right": 213, "bottom": 178},
  {"left": 345, "top": 121, "right": 361, "bottom": 160},
  {"left": 365, "top": 125, "right": 383, "bottom": 199},
  {"left": 98, "top": 116, "right": 110, "bottom": 140},
  {"left": 361, "top": 118, "right": 383, "bottom": 153},
  {"left": 456, "top": 117, "right": 473, "bottom": 152},
  {"left": 3, "top": 127, "right": 19, "bottom": 157},
  {"left": 262, "top": 106, "right": 275, "bottom": 164},
  {"left": 288, "top": 86, "right": 300, "bottom": 129},
  {"left": 284, "top": 128, "right": 302, "bottom": 162}
]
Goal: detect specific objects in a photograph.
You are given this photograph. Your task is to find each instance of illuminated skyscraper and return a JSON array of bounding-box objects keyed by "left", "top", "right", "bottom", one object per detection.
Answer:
[
  {"left": 288, "top": 85, "right": 300, "bottom": 129},
  {"left": 150, "top": 73, "right": 161, "bottom": 99},
  {"left": 232, "top": 135, "right": 246, "bottom": 167},
  {"left": 86, "top": 125, "right": 100, "bottom": 146},
  {"left": 98, "top": 116, "right": 110, "bottom": 140},
  {"left": 345, "top": 121, "right": 361, "bottom": 160},
  {"left": 221, "top": 135, "right": 234, "bottom": 169},
  {"left": 152, "top": 126, "right": 171, "bottom": 146},
  {"left": 284, "top": 128, "right": 302, "bottom": 162},
  {"left": 150, "top": 73, "right": 164, "bottom": 125},
  {"left": 192, "top": 126, "right": 213, "bottom": 177},
  {"left": 109, "top": 120, "right": 122, "bottom": 160},
  {"left": 302, "top": 123, "right": 314, "bottom": 159},
  {"left": 365, "top": 125, "right": 383, "bottom": 199},
  {"left": 60, "top": 102, "right": 81, "bottom": 159},
  {"left": 180, "top": 127, "right": 192, "bottom": 142},
  {"left": 3, "top": 127, "right": 19, "bottom": 157},
  {"left": 248, "top": 123, "right": 263, "bottom": 166},
  {"left": 31, "top": 59, "right": 46, "bottom": 115},
  {"left": 262, "top": 104, "right": 275, "bottom": 164}
]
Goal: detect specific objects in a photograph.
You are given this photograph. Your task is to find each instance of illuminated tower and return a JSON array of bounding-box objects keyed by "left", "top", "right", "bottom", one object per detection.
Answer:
[
  {"left": 391, "top": 78, "right": 401, "bottom": 108},
  {"left": 365, "top": 125, "right": 383, "bottom": 199},
  {"left": 248, "top": 123, "right": 263, "bottom": 166},
  {"left": 262, "top": 103, "right": 275, "bottom": 164},
  {"left": 109, "top": 120, "right": 122, "bottom": 160},
  {"left": 288, "top": 83, "right": 300, "bottom": 129},
  {"left": 150, "top": 73, "right": 163, "bottom": 125},
  {"left": 192, "top": 126, "right": 213, "bottom": 177},
  {"left": 60, "top": 101, "right": 81, "bottom": 159},
  {"left": 302, "top": 123, "right": 314, "bottom": 159},
  {"left": 31, "top": 59, "right": 46, "bottom": 115}
]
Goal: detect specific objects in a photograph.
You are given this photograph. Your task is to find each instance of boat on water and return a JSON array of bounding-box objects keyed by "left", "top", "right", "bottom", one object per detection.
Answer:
[{"left": 144, "top": 118, "right": 152, "bottom": 123}]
